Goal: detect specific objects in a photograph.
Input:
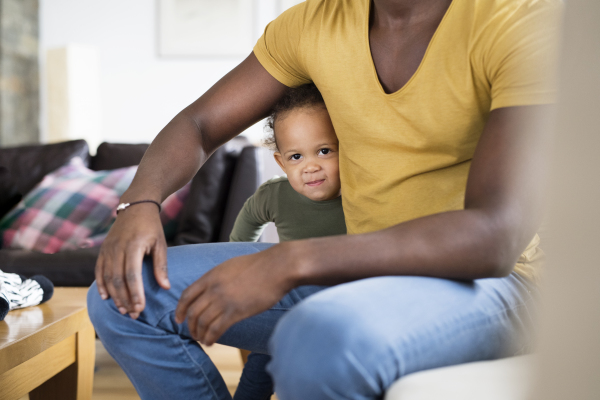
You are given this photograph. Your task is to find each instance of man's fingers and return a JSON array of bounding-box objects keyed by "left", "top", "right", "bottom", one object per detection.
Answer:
[
  {"left": 104, "top": 250, "right": 128, "bottom": 314},
  {"left": 195, "top": 304, "right": 225, "bottom": 344},
  {"left": 124, "top": 245, "right": 146, "bottom": 315},
  {"left": 95, "top": 253, "right": 108, "bottom": 300},
  {"left": 201, "top": 312, "right": 232, "bottom": 346},
  {"left": 185, "top": 293, "right": 214, "bottom": 339},
  {"left": 152, "top": 239, "right": 170, "bottom": 290},
  {"left": 175, "top": 280, "right": 207, "bottom": 324}
]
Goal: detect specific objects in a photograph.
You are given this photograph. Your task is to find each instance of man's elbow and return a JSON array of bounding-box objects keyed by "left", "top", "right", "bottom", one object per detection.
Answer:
[
  {"left": 473, "top": 213, "right": 530, "bottom": 278},
  {"left": 487, "top": 261, "right": 516, "bottom": 278},
  {"left": 481, "top": 243, "right": 522, "bottom": 278}
]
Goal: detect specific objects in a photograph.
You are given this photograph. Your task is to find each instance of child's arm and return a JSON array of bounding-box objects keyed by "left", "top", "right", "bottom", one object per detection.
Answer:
[{"left": 229, "top": 183, "right": 274, "bottom": 242}]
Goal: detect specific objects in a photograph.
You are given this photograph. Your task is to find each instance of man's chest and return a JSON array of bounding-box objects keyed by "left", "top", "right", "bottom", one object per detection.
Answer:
[{"left": 301, "top": 2, "right": 491, "bottom": 155}]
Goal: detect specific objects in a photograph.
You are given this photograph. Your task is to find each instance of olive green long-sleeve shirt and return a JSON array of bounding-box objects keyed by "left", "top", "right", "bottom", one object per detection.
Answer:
[{"left": 229, "top": 176, "right": 346, "bottom": 243}]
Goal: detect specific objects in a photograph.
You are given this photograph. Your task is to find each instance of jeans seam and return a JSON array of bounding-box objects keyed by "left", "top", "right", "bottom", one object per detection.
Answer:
[
  {"left": 177, "top": 336, "right": 223, "bottom": 400},
  {"left": 346, "top": 349, "right": 382, "bottom": 395},
  {"left": 156, "top": 312, "right": 224, "bottom": 400}
]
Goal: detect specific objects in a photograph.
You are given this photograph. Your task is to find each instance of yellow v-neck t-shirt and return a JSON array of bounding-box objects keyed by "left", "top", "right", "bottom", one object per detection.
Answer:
[{"left": 253, "top": 0, "right": 560, "bottom": 280}]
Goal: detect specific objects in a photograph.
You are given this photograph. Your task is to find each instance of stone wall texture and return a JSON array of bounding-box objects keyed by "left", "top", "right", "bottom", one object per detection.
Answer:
[{"left": 0, "top": 0, "right": 39, "bottom": 147}]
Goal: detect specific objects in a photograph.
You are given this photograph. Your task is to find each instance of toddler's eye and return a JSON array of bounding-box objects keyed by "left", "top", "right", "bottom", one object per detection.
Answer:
[
  {"left": 290, "top": 154, "right": 302, "bottom": 161},
  {"left": 319, "top": 148, "right": 331, "bottom": 155}
]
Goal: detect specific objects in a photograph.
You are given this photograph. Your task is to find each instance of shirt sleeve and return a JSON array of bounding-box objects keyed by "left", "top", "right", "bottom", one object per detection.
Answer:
[
  {"left": 253, "top": 2, "right": 312, "bottom": 87},
  {"left": 229, "top": 183, "right": 274, "bottom": 242},
  {"left": 485, "top": 0, "right": 562, "bottom": 110}
]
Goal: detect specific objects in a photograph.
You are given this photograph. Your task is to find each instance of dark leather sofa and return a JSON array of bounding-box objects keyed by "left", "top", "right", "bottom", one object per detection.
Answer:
[{"left": 0, "top": 138, "right": 261, "bottom": 286}]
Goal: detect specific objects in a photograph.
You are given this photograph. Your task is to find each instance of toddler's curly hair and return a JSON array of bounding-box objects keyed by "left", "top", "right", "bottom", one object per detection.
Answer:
[{"left": 263, "top": 83, "right": 326, "bottom": 151}]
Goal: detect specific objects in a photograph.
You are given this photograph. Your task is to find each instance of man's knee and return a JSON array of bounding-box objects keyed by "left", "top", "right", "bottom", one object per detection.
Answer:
[{"left": 268, "top": 295, "right": 394, "bottom": 399}]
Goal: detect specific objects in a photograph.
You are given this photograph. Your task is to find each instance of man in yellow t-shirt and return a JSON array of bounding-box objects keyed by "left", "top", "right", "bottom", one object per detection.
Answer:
[
  {"left": 254, "top": 0, "right": 558, "bottom": 282},
  {"left": 88, "top": 0, "right": 561, "bottom": 399}
]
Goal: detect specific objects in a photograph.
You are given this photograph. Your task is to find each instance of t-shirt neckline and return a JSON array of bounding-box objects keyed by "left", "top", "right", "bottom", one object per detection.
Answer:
[{"left": 364, "top": 0, "right": 457, "bottom": 98}]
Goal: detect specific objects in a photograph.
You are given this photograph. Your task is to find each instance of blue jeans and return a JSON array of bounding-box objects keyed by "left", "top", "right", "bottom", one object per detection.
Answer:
[{"left": 87, "top": 242, "right": 537, "bottom": 400}]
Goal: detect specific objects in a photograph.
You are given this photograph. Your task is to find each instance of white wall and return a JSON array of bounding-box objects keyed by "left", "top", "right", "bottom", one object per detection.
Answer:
[{"left": 38, "top": 0, "right": 290, "bottom": 146}]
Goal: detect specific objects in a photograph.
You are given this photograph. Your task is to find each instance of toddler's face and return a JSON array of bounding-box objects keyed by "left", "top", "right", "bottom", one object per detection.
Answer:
[{"left": 274, "top": 107, "right": 341, "bottom": 201}]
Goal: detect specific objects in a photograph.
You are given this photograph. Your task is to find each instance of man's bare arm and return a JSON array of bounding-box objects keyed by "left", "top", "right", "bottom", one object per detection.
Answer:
[
  {"left": 95, "top": 53, "right": 288, "bottom": 317},
  {"left": 175, "top": 104, "right": 553, "bottom": 344}
]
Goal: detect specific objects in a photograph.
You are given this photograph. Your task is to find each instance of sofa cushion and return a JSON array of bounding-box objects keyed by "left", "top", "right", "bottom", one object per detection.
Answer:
[
  {"left": 218, "top": 146, "right": 263, "bottom": 242},
  {"left": 77, "top": 180, "right": 192, "bottom": 247},
  {"left": 90, "top": 139, "right": 253, "bottom": 246},
  {"left": 1, "top": 157, "right": 192, "bottom": 253},
  {"left": 90, "top": 142, "right": 149, "bottom": 171},
  {"left": 0, "top": 140, "right": 90, "bottom": 218},
  {"left": 172, "top": 137, "right": 251, "bottom": 245},
  {"left": 384, "top": 355, "right": 535, "bottom": 400},
  {"left": 0, "top": 158, "right": 137, "bottom": 253}
]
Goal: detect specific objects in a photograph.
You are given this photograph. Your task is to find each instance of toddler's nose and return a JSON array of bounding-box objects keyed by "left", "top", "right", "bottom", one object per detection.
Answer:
[{"left": 304, "top": 162, "right": 321, "bottom": 173}]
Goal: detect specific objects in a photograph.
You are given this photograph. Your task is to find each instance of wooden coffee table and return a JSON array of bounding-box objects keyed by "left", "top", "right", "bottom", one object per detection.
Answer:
[{"left": 0, "top": 287, "right": 95, "bottom": 400}]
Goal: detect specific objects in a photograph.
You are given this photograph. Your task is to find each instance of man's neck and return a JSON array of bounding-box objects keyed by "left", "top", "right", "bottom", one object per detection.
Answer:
[{"left": 371, "top": 0, "right": 452, "bottom": 29}]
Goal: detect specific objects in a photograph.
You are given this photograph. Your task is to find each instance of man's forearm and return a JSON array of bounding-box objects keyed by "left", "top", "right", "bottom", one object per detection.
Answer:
[{"left": 285, "top": 207, "right": 533, "bottom": 286}]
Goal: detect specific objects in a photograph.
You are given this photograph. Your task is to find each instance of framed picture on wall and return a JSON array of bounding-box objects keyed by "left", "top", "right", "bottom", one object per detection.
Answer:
[{"left": 158, "top": 0, "right": 254, "bottom": 57}]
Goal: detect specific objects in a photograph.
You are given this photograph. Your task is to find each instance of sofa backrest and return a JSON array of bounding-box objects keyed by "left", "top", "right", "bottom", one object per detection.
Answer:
[
  {"left": 171, "top": 137, "right": 261, "bottom": 245},
  {"left": 90, "top": 142, "right": 150, "bottom": 171},
  {"left": 0, "top": 140, "right": 90, "bottom": 219},
  {"left": 88, "top": 137, "right": 260, "bottom": 244},
  {"left": 218, "top": 146, "right": 263, "bottom": 242},
  {"left": 0, "top": 138, "right": 260, "bottom": 247}
]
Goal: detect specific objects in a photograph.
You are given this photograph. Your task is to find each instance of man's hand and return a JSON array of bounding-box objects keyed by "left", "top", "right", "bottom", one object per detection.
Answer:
[
  {"left": 175, "top": 243, "right": 297, "bottom": 345},
  {"left": 95, "top": 203, "right": 170, "bottom": 319}
]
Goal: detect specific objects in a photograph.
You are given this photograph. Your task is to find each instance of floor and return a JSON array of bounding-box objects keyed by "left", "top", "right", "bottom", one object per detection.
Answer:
[{"left": 20, "top": 340, "right": 277, "bottom": 399}]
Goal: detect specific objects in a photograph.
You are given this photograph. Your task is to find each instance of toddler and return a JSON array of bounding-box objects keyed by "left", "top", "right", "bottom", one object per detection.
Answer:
[{"left": 229, "top": 84, "right": 346, "bottom": 399}]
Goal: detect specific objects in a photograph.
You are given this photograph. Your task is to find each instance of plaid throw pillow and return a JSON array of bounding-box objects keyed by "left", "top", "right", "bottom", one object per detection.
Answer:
[
  {"left": 77, "top": 181, "right": 191, "bottom": 248},
  {"left": 0, "top": 157, "right": 190, "bottom": 253}
]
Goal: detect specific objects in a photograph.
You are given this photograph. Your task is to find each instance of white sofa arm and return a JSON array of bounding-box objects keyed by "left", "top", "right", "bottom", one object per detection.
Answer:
[{"left": 385, "top": 355, "right": 535, "bottom": 400}]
